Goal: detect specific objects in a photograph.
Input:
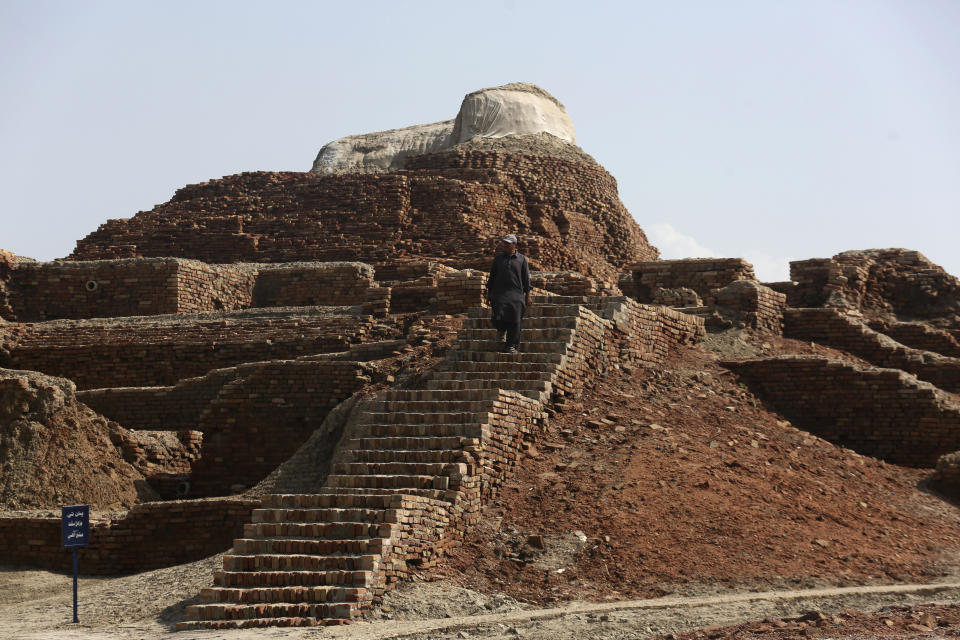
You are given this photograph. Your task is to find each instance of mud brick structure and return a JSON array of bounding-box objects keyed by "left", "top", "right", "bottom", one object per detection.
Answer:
[
  {"left": 250, "top": 262, "right": 374, "bottom": 308},
  {"left": 529, "top": 271, "right": 605, "bottom": 298},
  {"left": 789, "top": 249, "right": 960, "bottom": 327},
  {"left": 2, "top": 309, "right": 393, "bottom": 389},
  {"left": 867, "top": 320, "right": 960, "bottom": 359},
  {"left": 784, "top": 308, "right": 960, "bottom": 393},
  {"left": 0, "top": 497, "right": 259, "bottom": 573},
  {"left": 3, "top": 258, "right": 255, "bottom": 322},
  {"left": 712, "top": 281, "right": 786, "bottom": 334},
  {"left": 69, "top": 149, "right": 657, "bottom": 288},
  {"left": 110, "top": 427, "right": 203, "bottom": 497},
  {"left": 80, "top": 358, "right": 382, "bottom": 497},
  {"left": 724, "top": 355, "right": 960, "bottom": 467},
  {"left": 627, "top": 258, "right": 756, "bottom": 303},
  {"left": 650, "top": 287, "right": 702, "bottom": 308},
  {"left": 435, "top": 269, "right": 487, "bottom": 315},
  {"left": 175, "top": 295, "right": 702, "bottom": 629}
]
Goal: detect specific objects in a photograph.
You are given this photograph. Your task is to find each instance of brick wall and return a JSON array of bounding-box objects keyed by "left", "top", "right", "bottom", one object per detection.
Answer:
[
  {"left": 724, "top": 355, "right": 960, "bottom": 467},
  {"left": 784, "top": 308, "right": 960, "bottom": 393},
  {"left": 251, "top": 262, "right": 374, "bottom": 308},
  {"left": 789, "top": 249, "right": 960, "bottom": 324},
  {"left": 5, "top": 259, "right": 256, "bottom": 322},
  {"left": 628, "top": 258, "right": 756, "bottom": 302},
  {"left": 6, "top": 310, "right": 393, "bottom": 389},
  {"left": 80, "top": 357, "right": 382, "bottom": 497},
  {"left": 713, "top": 281, "right": 786, "bottom": 334},
  {"left": 186, "top": 360, "right": 379, "bottom": 497},
  {"left": 0, "top": 497, "right": 259, "bottom": 574},
  {"left": 868, "top": 320, "right": 960, "bottom": 359}
]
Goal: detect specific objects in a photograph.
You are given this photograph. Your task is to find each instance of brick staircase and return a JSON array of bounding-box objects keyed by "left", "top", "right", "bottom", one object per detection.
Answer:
[{"left": 176, "top": 296, "right": 696, "bottom": 630}]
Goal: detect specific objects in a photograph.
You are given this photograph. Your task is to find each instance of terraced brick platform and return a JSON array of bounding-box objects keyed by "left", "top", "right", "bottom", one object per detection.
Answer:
[{"left": 176, "top": 296, "right": 701, "bottom": 629}]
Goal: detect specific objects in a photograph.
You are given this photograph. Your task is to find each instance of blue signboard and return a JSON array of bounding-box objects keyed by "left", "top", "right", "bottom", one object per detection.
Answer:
[{"left": 61, "top": 505, "right": 90, "bottom": 548}]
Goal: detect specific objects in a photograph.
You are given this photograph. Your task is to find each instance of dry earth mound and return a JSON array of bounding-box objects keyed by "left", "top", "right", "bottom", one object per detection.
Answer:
[{"left": 0, "top": 368, "right": 154, "bottom": 510}]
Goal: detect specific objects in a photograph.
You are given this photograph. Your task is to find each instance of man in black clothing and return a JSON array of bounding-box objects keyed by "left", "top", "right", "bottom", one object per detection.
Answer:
[{"left": 486, "top": 234, "right": 532, "bottom": 354}]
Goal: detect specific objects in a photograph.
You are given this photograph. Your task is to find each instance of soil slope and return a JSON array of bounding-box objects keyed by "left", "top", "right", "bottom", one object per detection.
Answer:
[
  {"left": 434, "top": 335, "right": 960, "bottom": 603},
  {"left": 0, "top": 368, "right": 154, "bottom": 510}
]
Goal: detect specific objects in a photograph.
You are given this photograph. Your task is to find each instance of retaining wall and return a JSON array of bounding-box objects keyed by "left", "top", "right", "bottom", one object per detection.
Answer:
[
  {"left": 0, "top": 497, "right": 260, "bottom": 574},
  {"left": 627, "top": 258, "right": 756, "bottom": 303},
  {"left": 784, "top": 308, "right": 960, "bottom": 393},
  {"left": 5, "top": 310, "right": 390, "bottom": 389},
  {"left": 725, "top": 355, "right": 960, "bottom": 467}
]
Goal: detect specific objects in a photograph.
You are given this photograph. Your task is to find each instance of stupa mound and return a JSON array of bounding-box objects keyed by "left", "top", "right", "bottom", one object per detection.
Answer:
[{"left": 311, "top": 82, "right": 579, "bottom": 174}]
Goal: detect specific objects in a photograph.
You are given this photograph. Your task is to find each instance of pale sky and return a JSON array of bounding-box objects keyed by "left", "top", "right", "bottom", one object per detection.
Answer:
[{"left": 1, "top": 0, "right": 958, "bottom": 281}]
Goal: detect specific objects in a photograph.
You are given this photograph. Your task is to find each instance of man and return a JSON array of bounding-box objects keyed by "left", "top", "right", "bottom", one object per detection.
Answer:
[{"left": 486, "top": 234, "right": 532, "bottom": 354}]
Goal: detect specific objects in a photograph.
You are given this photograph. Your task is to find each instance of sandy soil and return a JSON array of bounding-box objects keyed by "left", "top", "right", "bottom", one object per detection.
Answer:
[{"left": 3, "top": 561, "right": 960, "bottom": 640}]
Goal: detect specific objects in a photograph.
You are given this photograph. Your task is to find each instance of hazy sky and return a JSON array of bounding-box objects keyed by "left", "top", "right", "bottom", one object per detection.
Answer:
[{"left": 2, "top": 0, "right": 958, "bottom": 281}]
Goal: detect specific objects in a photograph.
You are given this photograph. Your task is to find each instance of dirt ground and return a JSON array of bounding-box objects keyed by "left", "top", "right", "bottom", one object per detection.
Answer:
[
  {"left": 432, "top": 335, "right": 960, "bottom": 605},
  {"left": 5, "top": 330, "right": 960, "bottom": 638},
  {"left": 3, "top": 561, "right": 960, "bottom": 640}
]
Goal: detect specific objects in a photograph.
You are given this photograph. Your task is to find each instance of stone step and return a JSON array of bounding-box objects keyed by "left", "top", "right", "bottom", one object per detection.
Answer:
[
  {"left": 251, "top": 508, "right": 393, "bottom": 524},
  {"left": 460, "top": 315, "right": 582, "bottom": 330},
  {"left": 331, "top": 462, "right": 467, "bottom": 477},
  {"left": 381, "top": 388, "right": 507, "bottom": 401},
  {"left": 365, "top": 412, "right": 488, "bottom": 426},
  {"left": 317, "top": 486, "right": 451, "bottom": 501},
  {"left": 369, "top": 400, "right": 496, "bottom": 414},
  {"left": 214, "top": 569, "right": 374, "bottom": 588},
  {"left": 457, "top": 328, "right": 575, "bottom": 341},
  {"left": 260, "top": 494, "right": 401, "bottom": 510},
  {"left": 243, "top": 521, "right": 396, "bottom": 540},
  {"left": 449, "top": 351, "right": 565, "bottom": 364},
  {"left": 176, "top": 616, "right": 338, "bottom": 630},
  {"left": 456, "top": 339, "right": 571, "bottom": 354},
  {"left": 346, "top": 449, "right": 467, "bottom": 464},
  {"left": 466, "top": 304, "right": 586, "bottom": 319},
  {"left": 346, "top": 436, "right": 478, "bottom": 451},
  {"left": 366, "top": 423, "right": 483, "bottom": 438},
  {"left": 232, "top": 537, "right": 387, "bottom": 557},
  {"left": 325, "top": 474, "right": 451, "bottom": 491},
  {"left": 432, "top": 362, "right": 557, "bottom": 375},
  {"left": 424, "top": 380, "right": 547, "bottom": 402},
  {"left": 199, "top": 584, "right": 370, "bottom": 605},
  {"left": 222, "top": 553, "right": 379, "bottom": 572},
  {"left": 184, "top": 601, "right": 361, "bottom": 623},
  {"left": 425, "top": 379, "right": 549, "bottom": 392}
]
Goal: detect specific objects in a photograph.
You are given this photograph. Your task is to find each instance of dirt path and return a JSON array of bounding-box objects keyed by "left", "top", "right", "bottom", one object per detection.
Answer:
[{"left": 3, "top": 560, "right": 960, "bottom": 640}]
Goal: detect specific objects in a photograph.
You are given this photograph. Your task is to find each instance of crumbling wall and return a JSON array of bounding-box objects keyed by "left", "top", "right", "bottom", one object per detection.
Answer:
[
  {"left": 6, "top": 310, "right": 393, "bottom": 389},
  {"left": 784, "top": 308, "right": 960, "bottom": 393},
  {"left": 712, "top": 281, "right": 786, "bottom": 333},
  {"left": 868, "top": 320, "right": 960, "bottom": 359},
  {"left": 789, "top": 249, "right": 960, "bottom": 328},
  {"left": 725, "top": 356, "right": 960, "bottom": 467},
  {"left": 627, "top": 258, "right": 756, "bottom": 303}
]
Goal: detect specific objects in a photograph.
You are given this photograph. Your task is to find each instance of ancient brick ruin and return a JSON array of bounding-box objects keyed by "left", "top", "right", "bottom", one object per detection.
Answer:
[{"left": 6, "top": 83, "right": 960, "bottom": 629}]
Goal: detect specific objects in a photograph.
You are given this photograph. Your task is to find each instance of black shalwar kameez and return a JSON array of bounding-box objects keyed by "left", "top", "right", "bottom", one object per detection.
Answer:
[{"left": 487, "top": 251, "right": 532, "bottom": 349}]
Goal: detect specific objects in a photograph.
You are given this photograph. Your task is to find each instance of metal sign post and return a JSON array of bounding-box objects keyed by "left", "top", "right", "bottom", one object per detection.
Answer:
[{"left": 61, "top": 505, "right": 90, "bottom": 623}]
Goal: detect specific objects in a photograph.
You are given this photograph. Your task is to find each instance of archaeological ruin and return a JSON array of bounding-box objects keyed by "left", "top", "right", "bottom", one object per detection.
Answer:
[{"left": 4, "top": 83, "right": 960, "bottom": 630}]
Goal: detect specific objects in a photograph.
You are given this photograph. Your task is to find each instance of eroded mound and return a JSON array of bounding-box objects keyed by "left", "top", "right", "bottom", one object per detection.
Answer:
[
  {"left": 0, "top": 368, "right": 154, "bottom": 510},
  {"left": 69, "top": 151, "right": 657, "bottom": 284}
]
